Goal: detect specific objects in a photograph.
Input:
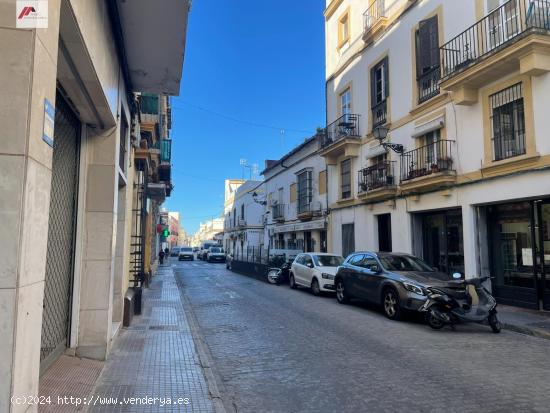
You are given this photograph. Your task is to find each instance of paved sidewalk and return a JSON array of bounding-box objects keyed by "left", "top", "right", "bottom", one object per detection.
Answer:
[
  {"left": 499, "top": 304, "right": 550, "bottom": 340},
  {"left": 87, "top": 265, "right": 216, "bottom": 413}
]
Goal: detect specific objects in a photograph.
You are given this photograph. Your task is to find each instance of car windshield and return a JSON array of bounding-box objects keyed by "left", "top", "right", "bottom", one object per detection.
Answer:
[
  {"left": 313, "top": 255, "right": 344, "bottom": 267},
  {"left": 379, "top": 255, "right": 434, "bottom": 272},
  {"left": 181, "top": 248, "right": 192, "bottom": 252},
  {"left": 210, "top": 247, "right": 222, "bottom": 253}
]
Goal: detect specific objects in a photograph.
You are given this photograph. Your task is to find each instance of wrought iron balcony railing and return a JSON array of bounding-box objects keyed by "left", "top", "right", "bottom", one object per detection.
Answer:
[
  {"left": 372, "top": 100, "right": 387, "bottom": 129},
  {"left": 160, "top": 139, "right": 172, "bottom": 163},
  {"left": 320, "top": 114, "right": 361, "bottom": 148},
  {"left": 358, "top": 161, "right": 396, "bottom": 192},
  {"left": 418, "top": 67, "right": 441, "bottom": 103},
  {"left": 441, "top": 0, "right": 550, "bottom": 79},
  {"left": 272, "top": 203, "right": 285, "bottom": 220},
  {"left": 400, "top": 140, "right": 454, "bottom": 182},
  {"left": 364, "top": 0, "right": 386, "bottom": 31}
]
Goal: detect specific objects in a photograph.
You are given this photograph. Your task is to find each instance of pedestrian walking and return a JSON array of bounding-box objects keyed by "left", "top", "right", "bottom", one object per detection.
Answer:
[{"left": 159, "top": 249, "right": 165, "bottom": 265}]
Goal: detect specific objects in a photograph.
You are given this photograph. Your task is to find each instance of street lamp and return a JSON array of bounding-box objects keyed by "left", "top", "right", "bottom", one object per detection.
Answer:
[{"left": 373, "top": 126, "right": 404, "bottom": 154}]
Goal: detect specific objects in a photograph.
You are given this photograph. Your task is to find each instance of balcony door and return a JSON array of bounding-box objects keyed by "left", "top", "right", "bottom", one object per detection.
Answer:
[{"left": 486, "top": 0, "right": 520, "bottom": 51}]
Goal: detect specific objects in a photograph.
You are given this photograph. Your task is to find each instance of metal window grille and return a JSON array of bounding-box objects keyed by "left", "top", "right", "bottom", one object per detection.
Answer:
[
  {"left": 119, "top": 116, "right": 127, "bottom": 172},
  {"left": 490, "top": 82, "right": 526, "bottom": 161},
  {"left": 41, "top": 92, "right": 81, "bottom": 365},
  {"left": 297, "top": 170, "right": 312, "bottom": 214},
  {"left": 341, "top": 159, "right": 352, "bottom": 199}
]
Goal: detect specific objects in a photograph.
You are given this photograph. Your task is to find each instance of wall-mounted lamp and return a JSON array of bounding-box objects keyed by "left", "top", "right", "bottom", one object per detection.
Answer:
[{"left": 373, "top": 126, "right": 404, "bottom": 154}]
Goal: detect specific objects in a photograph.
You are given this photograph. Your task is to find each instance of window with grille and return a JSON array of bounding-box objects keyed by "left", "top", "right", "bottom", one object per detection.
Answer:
[
  {"left": 341, "top": 159, "right": 352, "bottom": 199},
  {"left": 297, "top": 170, "right": 312, "bottom": 214},
  {"left": 490, "top": 83, "right": 526, "bottom": 161}
]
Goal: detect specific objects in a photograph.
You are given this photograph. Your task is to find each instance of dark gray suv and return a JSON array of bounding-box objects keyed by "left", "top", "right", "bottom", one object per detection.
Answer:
[{"left": 334, "top": 252, "right": 458, "bottom": 320}]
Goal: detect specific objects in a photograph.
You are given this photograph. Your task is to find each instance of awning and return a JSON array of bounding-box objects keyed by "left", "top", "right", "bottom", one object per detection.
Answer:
[
  {"left": 273, "top": 219, "right": 326, "bottom": 234},
  {"left": 412, "top": 115, "right": 445, "bottom": 138},
  {"left": 116, "top": 0, "right": 191, "bottom": 95}
]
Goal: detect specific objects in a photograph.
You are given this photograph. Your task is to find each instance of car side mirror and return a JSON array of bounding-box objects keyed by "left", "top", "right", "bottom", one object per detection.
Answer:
[
  {"left": 306, "top": 262, "right": 314, "bottom": 268},
  {"left": 370, "top": 264, "right": 381, "bottom": 273}
]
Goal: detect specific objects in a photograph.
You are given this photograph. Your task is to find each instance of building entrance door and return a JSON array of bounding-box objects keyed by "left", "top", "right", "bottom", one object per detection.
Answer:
[
  {"left": 421, "top": 209, "right": 464, "bottom": 275},
  {"left": 40, "top": 91, "right": 81, "bottom": 371},
  {"left": 535, "top": 200, "right": 550, "bottom": 310},
  {"left": 304, "top": 231, "right": 312, "bottom": 252},
  {"left": 377, "top": 214, "right": 392, "bottom": 252}
]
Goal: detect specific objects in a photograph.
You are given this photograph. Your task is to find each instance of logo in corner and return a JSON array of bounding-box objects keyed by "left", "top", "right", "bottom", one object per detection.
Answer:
[{"left": 16, "top": 1, "right": 48, "bottom": 28}]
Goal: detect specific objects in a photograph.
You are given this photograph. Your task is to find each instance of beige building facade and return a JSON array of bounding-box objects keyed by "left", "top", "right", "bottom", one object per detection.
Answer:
[{"left": 0, "top": 0, "right": 189, "bottom": 410}]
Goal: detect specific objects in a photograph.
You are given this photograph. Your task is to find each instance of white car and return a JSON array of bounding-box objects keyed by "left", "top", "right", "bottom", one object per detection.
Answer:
[{"left": 289, "top": 253, "right": 345, "bottom": 295}]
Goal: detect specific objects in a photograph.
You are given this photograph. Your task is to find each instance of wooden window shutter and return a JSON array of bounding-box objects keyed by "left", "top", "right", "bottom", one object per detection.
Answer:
[
  {"left": 290, "top": 183, "right": 297, "bottom": 203},
  {"left": 319, "top": 170, "right": 327, "bottom": 194},
  {"left": 416, "top": 16, "right": 439, "bottom": 78},
  {"left": 383, "top": 56, "right": 389, "bottom": 98},
  {"left": 370, "top": 66, "right": 376, "bottom": 106}
]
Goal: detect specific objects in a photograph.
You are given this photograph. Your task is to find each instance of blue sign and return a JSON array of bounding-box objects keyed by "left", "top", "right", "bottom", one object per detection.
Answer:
[{"left": 43, "top": 98, "right": 55, "bottom": 147}]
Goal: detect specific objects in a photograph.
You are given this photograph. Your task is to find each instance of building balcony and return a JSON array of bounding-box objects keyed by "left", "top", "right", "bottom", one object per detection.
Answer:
[
  {"left": 363, "top": 0, "right": 388, "bottom": 44},
  {"left": 440, "top": 0, "right": 550, "bottom": 105},
  {"left": 357, "top": 161, "right": 397, "bottom": 202},
  {"left": 158, "top": 163, "right": 171, "bottom": 183},
  {"left": 272, "top": 204, "right": 285, "bottom": 222},
  {"left": 297, "top": 202, "right": 323, "bottom": 221},
  {"left": 400, "top": 140, "right": 457, "bottom": 193},
  {"left": 318, "top": 114, "right": 361, "bottom": 164}
]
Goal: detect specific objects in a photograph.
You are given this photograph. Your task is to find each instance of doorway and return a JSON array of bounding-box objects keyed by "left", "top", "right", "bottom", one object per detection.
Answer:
[
  {"left": 40, "top": 91, "right": 81, "bottom": 371},
  {"left": 420, "top": 209, "right": 464, "bottom": 275},
  {"left": 488, "top": 200, "right": 550, "bottom": 309},
  {"left": 304, "top": 231, "right": 313, "bottom": 252},
  {"left": 320, "top": 230, "right": 327, "bottom": 253},
  {"left": 377, "top": 214, "right": 392, "bottom": 252}
]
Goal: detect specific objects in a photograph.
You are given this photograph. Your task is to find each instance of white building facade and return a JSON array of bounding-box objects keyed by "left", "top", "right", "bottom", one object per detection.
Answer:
[
  {"left": 323, "top": 0, "right": 550, "bottom": 310},
  {"left": 222, "top": 179, "right": 265, "bottom": 260},
  {"left": 262, "top": 136, "right": 329, "bottom": 253}
]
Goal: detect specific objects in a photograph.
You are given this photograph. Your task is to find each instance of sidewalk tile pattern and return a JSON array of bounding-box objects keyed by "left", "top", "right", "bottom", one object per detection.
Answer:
[{"left": 87, "top": 266, "right": 214, "bottom": 413}]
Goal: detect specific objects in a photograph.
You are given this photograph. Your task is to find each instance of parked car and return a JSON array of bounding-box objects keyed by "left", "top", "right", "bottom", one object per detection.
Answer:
[
  {"left": 170, "top": 247, "right": 180, "bottom": 257},
  {"left": 178, "top": 247, "right": 194, "bottom": 261},
  {"left": 207, "top": 246, "right": 226, "bottom": 263},
  {"left": 289, "top": 253, "right": 345, "bottom": 295},
  {"left": 199, "top": 241, "right": 218, "bottom": 260},
  {"left": 193, "top": 247, "right": 200, "bottom": 253},
  {"left": 334, "top": 251, "right": 458, "bottom": 320}
]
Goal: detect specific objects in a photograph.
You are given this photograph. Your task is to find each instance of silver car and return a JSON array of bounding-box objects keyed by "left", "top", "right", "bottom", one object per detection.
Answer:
[{"left": 334, "top": 252, "right": 458, "bottom": 320}]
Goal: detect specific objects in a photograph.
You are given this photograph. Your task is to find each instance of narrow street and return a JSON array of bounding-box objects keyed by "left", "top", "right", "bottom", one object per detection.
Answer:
[{"left": 174, "top": 258, "right": 550, "bottom": 413}]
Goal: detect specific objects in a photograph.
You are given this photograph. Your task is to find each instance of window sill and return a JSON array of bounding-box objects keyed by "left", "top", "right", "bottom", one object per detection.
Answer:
[
  {"left": 481, "top": 152, "right": 540, "bottom": 178},
  {"left": 409, "top": 92, "right": 450, "bottom": 117}
]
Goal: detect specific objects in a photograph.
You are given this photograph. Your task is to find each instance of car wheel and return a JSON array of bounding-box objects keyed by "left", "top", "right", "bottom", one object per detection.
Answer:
[
  {"left": 289, "top": 274, "right": 297, "bottom": 289},
  {"left": 382, "top": 288, "right": 402, "bottom": 320},
  {"left": 335, "top": 279, "right": 349, "bottom": 304},
  {"left": 311, "top": 278, "right": 320, "bottom": 296}
]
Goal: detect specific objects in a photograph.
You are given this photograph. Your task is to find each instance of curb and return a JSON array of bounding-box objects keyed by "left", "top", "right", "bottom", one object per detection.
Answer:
[{"left": 502, "top": 322, "right": 550, "bottom": 341}]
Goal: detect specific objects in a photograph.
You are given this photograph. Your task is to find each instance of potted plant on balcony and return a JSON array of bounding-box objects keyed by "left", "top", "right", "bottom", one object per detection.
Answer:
[{"left": 437, "top": 157, "right": 453, "bottom": 171}]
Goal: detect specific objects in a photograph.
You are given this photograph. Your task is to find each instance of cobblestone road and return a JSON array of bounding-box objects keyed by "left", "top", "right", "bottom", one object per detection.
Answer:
[{"left": 174, "top": 258, "right": 550, "bottom": 413}]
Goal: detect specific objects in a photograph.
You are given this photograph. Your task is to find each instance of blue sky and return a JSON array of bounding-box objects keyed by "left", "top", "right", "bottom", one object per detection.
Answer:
[{"left": 164, "top": 0, "right": 326, "bottom": 234}]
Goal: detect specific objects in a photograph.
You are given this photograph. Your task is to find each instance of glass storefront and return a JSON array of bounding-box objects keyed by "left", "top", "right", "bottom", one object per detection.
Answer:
[
  {"left": 487, "top": 200, "right": 550, "bottom": 310},
  {"left": 420, "top": 209, "right": 465, "bottom": 276}
]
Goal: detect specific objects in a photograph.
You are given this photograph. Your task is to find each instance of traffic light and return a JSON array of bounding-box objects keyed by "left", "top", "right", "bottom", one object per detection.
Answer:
[{"left": 162, "top": 228, "right": 170, "bottom": 237}]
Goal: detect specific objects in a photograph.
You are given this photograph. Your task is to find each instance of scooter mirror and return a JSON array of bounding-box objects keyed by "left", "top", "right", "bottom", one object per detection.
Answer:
[{"left": 452, "top": 272, "right": 462, "bottom": 280}]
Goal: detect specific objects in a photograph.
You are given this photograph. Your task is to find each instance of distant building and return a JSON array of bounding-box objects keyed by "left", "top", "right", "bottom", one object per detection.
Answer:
[{"left": 222, "top": 180, "right": 265, "bottom": 259}]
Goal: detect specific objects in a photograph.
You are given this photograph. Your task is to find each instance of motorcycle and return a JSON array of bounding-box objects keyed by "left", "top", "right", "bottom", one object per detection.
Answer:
[
  {"left": 266, "top": 255, "right": 292, "bottom": 285},
  {"left": 419, "top": 273, "right": 501, "bottom": 333}
]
